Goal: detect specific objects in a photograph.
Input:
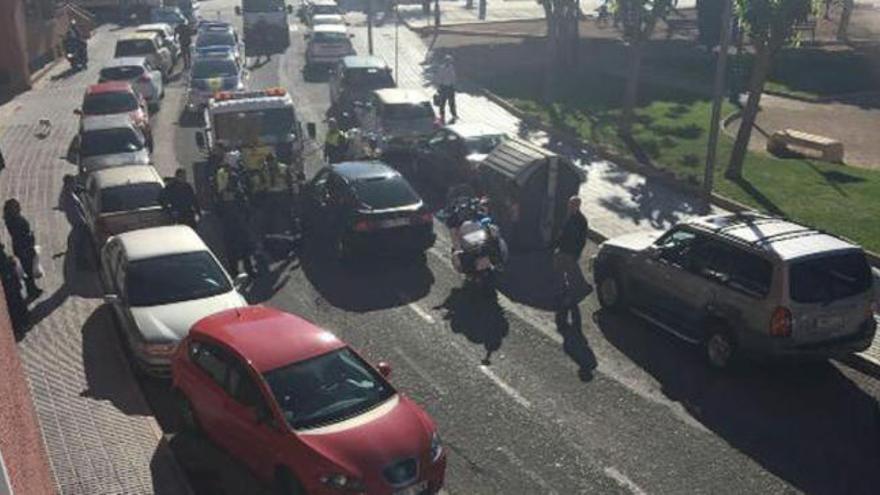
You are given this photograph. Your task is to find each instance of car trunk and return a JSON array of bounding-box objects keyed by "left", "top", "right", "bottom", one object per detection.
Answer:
[{"left": 99, "top": 207, "right": 170, "bottom": 238}]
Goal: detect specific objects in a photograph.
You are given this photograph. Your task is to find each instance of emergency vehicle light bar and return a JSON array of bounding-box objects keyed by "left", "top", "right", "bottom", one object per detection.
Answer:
[{"left": 213, "top": 87, "right": 288, "bottom": 101}]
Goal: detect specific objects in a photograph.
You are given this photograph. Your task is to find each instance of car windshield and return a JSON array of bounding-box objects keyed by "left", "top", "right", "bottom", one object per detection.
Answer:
[
  {"left": 81, "top": 128, "right": 144, "bottom": 157},
  {"left": 192, "top": 59, "right": 238, "bottom": 79},
  {"left": 383, "top": 102, "right": 434, "bottom": 121},
  {"left": 126, "top": 251, "right": 231, "bottom": 307},
  {"left": 262, "top": 347, "right": 395, "bottom": 430},
  {"left": 196, "top": 32, "right": 235, "bottom": 48},
  {"left": 464, "top": 134, "right": 506, "bottom": 155},
  {"left": 352, "top": 175, "right": 421, "bottom": 210},
  {"left": 313, "top": 5, "right": 341, "bottom": 15},
  {"left": 99, "top": 183, "right": 163, "bottom": 214},
  {"left": 115, "top": 40, "right": 155, "bottom": 57},
  {"left": 100, "top": 66, "right": 145, "bottom": 81},
  {"left": 153, "top": 9, "right": 183, "bottom": 23},
  {"left": 345, "top": 68, "right": 394, "bottom": 91},
  {"left": 83, "top": 92, "right": 139, "bottom": 115},
  {"left": 242, "top": 0, "right": 286, "bottom": 12},
  {"left": 214, "top": 108, "right": 296, "bottom": 141},
  {"left": 313, "top": 31, "right": 349, "bottom": 43},
  {"left": 789, "top": 251, "right": 872, "bottom": 304}
]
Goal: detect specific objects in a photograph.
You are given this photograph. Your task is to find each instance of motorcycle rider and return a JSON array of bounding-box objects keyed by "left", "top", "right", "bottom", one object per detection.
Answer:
[{"left": 63, "top": 20, "right": 88, "bottom": 70}]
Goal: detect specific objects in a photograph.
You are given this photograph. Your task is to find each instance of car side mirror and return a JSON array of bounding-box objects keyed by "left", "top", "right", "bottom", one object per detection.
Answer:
[
  {"left": 234, "top": 6, "right": 241, "bottom": 15},
  {"left": 306, "top": 122, "right": 317, "bottom": 140},
  {"left": 73, "top": 108, "right": 82, "bottom": 116},
  {"left": 104, "top": 294, "right": 120, "bottom": 305},
  {"left": 645, "top": 246, "right": 661, "bottom": 260},
  {"left": 195, "top": 131, "right": 206, "bottom": 150},
  {"left": 377, "top": 361, "right": 392, "bottom": 378},
  {"left": 233, "top": 272, "right": 249, "bottom": 290}
]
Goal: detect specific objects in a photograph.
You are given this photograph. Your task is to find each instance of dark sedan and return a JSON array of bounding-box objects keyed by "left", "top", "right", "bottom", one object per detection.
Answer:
[
  {"left": 411, "top": 123, "right": 507, "bottom": 192},
  {"left": 302, "top": 161, "right": 436, "bottom": 260}
]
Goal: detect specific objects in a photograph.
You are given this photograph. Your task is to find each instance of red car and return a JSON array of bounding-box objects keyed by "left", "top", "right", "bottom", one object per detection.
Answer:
[
  {"left": 171, "top": 306, "right": 447, "bottom": 494},
  {"left": 76, "top": 82, "right": 152, "bottom": 147}
]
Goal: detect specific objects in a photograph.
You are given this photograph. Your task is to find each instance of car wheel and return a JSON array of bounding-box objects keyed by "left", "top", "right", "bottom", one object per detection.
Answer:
[
  {"left": 177, "top": 392, "right": 202, "bottom": 434},
  {"left": 274, "top": 468, "right": 306, "bottom": 495},
  {"left": 704, "top": 326, "right": 737, "bottom": 370},
  {"left": 596, "top": 274, "right": 624, "bottom": 310}
]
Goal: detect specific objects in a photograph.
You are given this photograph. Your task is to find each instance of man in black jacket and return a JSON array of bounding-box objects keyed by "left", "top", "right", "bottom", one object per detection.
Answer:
[
  {"left": 159, "top": 168, "right": 200, "bottom": 230},
  {"left": 553, "top": 196, "right": 588, "bottom": 309}
]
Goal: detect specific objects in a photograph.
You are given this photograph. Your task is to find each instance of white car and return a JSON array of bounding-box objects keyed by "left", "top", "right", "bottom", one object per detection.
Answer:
[
  {"left": 136, "top": 23, "right": 181, "bottom": 64},
  {"left": 310, "top": 14, "right": 346, "bottom": 29},
  {"left": 101, "top": 225, "right": 248, "bottom": 376},
  {"left": 80, "top": 165, "right": 171, "bottom": 247},
  {"left": 114, "top": 32, "right": 174, "bottom": 79},
  {"left": 186, "top": 53, "right": 247, "bottom": 112},
  {"left": 305, "top": 24, "right": 355, "bottom": 68},
  {"left": 75, "top": 114, "right": 152, "bottom": 175},
  {"left": 99, "top": 57, "right": 164, "bottom": 109}
]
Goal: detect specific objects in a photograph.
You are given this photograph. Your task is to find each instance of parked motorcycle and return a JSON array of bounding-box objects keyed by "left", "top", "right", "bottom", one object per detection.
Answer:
[{"left": 440, "top": 187, "right": 508, "bottom": 297}]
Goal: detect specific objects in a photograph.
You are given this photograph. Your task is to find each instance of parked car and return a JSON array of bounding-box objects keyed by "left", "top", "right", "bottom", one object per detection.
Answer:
[
  {"left": 99, "top": 57, "right": 165, "bottom": 110},
  {"left": 101, "top": 225, "right": 248, "bottom": 376},
  {"left": 411, "top": 123, "right": 507, "bottom": 190},
  {"left": 328, "top": 55, "right": 395, "bottom": 125},
  {"left": 302, "top": 161, "right": 435, "bottom": 260},
  {"left": 76, "top": 82, "right": 151, "bottom": 145},
  {"left": 80, "top": 165, "right": 171, "bottom": 247},
  {"left": 355, "top": 88, "right": 438, "bottom": 152},
  {"left": 302, "top": 0, "right": 344, "bottom": 25},
  {"left": 304, "top": 24, "right": 355, "bottom": 70},
  {"left": 171, "top": 306, "right": 447, "bottom": 494},
  {"left": 195, "top": 24, "right": 244, "bottom": 65},
  {"left": 114, "top": 32, "right": 174, "bottom": 79},
  {"left": 310, "top": 13, "right": 346, "bottom": 28},
  {"left": 186, "top": 53, "right": 247, "bottom": 113},
  {"left": 592, "top": 212, "right": 878, "bottom": 368},
  {"left": 150, "top": 6, "right": 189, "bottom": 28},
  {"left": 136, "top": 23, "right": 181, "bottom": 65},
  {"left": 74, "top": 115, "right": 151, "bottom": 176}
]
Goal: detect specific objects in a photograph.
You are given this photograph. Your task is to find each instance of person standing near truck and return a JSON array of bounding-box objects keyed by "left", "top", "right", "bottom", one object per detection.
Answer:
[{"left": 175, "top": 20, "right": 193, "bottom": 68}]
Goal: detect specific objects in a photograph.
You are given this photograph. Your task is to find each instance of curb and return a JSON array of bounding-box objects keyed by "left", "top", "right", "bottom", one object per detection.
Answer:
[{"left": 417, "top": 27, "right": 544, "bottom": 38}]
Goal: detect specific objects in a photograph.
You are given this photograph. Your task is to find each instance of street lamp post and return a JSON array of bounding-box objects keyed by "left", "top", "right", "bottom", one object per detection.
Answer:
[
  {"left": 702, "top": 0, "right": 733, "bottom": 212},
  {"left": 367, "top": 0, "right": 374, "bottom": 55}
]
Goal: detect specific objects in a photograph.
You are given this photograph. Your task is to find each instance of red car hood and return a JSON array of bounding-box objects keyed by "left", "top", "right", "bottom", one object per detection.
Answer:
[{"left": 296, "top": 394, "right": 433, "bottom": 477}]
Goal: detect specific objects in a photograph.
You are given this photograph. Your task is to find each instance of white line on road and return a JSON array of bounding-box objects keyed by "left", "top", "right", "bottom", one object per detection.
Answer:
[
  {"left": 478, "top": 365, "right": 532, "bottom": 409},
  {"left": 407, "top": 301, "right": 436, "bottom": 324},
  {"left": 604, "top": 466, "right": 648, "bottom": 495},
  {"left": 497, "top": 446, "right": 559, "bottom": 494},
  {"left": 393, "top": 347, "right": 447, "bottom": 396}
]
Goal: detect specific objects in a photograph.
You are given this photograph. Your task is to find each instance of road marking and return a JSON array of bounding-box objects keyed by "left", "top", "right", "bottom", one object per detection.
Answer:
[
  {"left": 604, "top": 466, "right": 647, "bottom": 495},
  {"left": 393, "top": 347, "right": 446, "bottom": 396},
  {"left": 478, "top": 365, "right": 531, "bottom": 409},
  {"left": 406, "top": 301, "right": 436, "bottom": 324},
  {"left": 497, "top": 446, "right": 559, "bottom": 494}
]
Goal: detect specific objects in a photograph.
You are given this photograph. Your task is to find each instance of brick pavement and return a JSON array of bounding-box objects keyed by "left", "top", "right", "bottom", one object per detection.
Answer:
[
  {"left": 351, "top": 16, "right": 880, "bottom": 369},
  {"left": 0, "top": 25, "right": 191, "bottom": 495}
]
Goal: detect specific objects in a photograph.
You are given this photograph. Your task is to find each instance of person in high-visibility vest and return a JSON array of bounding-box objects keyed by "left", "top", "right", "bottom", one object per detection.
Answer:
[
  {"left": 324, "top": 118, "right": 348, "bottom": 164},
  {"left": 259, "top": 153, "right": 293, "bottom": 236}
]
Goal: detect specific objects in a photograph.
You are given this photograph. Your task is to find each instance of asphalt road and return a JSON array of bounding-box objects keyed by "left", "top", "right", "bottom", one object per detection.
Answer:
[{"left": 131, "top": 1, "right": 880, "bottom": 494}]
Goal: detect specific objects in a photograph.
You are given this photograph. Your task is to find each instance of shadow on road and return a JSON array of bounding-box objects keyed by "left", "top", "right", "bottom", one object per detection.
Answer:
[
  {"left": 555, "top": 306, "right": 597, "bottom": 382},
  {"left": 593, "top": 309, "right": 880, "bottom": 494},
  {"left": 434, "top": 287, "right": 510, "bottom": 365}
]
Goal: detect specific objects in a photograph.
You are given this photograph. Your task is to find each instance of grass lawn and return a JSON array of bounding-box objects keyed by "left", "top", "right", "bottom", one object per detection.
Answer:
[{"left": 482, "top": 71, "right": 880, "bottom": 254}]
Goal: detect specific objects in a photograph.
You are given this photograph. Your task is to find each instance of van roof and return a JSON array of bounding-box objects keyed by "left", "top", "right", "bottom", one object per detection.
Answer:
[
  {"left": 115, "top": 225, "right": 208, "bottom": 261},
  {"left": 373, "top": 88, "right": 429, "bottom": 105},
  {"left": 690, "top": 213, "right": 862, "bottom": 261},
  {"left": 92, "top": 165, "right": 163, "bottom": 189}
]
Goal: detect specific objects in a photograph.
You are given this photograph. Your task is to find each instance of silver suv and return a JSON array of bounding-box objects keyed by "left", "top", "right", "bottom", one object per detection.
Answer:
[{"left": 592, "top": 213, "right": 876, "bottom": 368}]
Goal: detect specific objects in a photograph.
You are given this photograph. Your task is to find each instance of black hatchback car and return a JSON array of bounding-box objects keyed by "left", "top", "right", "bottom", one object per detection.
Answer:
[{"left": 302, "top": 161, "right": 436, "bottom": 259}]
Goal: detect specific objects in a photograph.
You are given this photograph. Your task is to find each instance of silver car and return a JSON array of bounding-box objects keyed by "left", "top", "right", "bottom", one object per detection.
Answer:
[
  {"left": 356, "top": 88, "right": 438, "bottom": 152},
  {"left": 99, "top": 57, "right": 165, "bottom": 110},
  {"left": 592, "top": 212, "right": 876, "bottom": 368},
  {"left": 75, "top": 115, "right": 152, "bottom": 175}
]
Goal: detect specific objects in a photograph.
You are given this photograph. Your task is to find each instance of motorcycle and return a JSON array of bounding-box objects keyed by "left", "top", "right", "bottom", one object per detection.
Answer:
[
  {"left": 440, "top": 187, "right": 508, "bottom": 297},
  {"left": 64, "top": 37, "right": 88, "bottom": 71}
]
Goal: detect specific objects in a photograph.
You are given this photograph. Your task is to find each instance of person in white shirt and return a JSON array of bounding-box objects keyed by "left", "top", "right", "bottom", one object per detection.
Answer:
[{"left": 435, "top": 54, "right": 458, "bottom": 123}]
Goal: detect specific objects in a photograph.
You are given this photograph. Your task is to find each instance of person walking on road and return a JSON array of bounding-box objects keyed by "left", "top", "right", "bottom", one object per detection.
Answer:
[
  {"left": 552, "top": 196, "right": 588, "bottom": 312},
  {"left": 159, "top": 168, "right": 201, "bottom": 230},
  {"left": 175, "top": 21, "right": 193, "bottom": 69},
  {"left": 435, "top": 54, "right": 458, "bottom": 123},
  {"left": 324, "top": 118, "right": 348, "bottom": 164},
  {"left": 0, "top": 146, "right": 6, "bottom": 172},
  {"left": 0, "top": 243, "right": 29, "bottom": 333},
  {"left": 3, "top": 199, "right": 42, "bottom": 300}
]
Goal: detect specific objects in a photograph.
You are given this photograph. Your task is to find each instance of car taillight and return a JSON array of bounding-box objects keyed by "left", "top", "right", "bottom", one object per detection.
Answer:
[
  {"left": 353, "top": 219, "right": 375, "bottom": 232},
  {"left": 770, "top": 306, "right": 792, "bottom": 338}
]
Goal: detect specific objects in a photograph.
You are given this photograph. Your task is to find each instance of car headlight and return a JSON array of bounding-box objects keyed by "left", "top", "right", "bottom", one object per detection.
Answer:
[
  {"left": 430, "top": 431, "right": 443, "bottom": 463},
  {"left": 320, "top": 473, "right": 365, "bottom": 492}
]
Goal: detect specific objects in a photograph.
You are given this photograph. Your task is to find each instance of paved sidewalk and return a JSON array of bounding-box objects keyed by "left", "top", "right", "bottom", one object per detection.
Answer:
[
  {"left": 395, "top": 0, "right": 544, "bottom": 29},
  {"left": 0, "top": 26, "right": 191, "bottom": 495},
  {"left": 353, "top": 16, "right": 880, "bottom": 370}
]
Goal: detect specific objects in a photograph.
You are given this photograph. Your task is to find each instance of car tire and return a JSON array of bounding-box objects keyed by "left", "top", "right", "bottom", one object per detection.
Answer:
[
  {"left": 274, "top": 468, "right": 306, "bottom": 495},
  {"left": 177, "top": 392, "right": 202, "bottom": 435},
  {"left": 596, "top": 274, "right": 625, "bottom": 311},
  {"left": 704, "top": 325, "right": 737, "bottom": 370}
]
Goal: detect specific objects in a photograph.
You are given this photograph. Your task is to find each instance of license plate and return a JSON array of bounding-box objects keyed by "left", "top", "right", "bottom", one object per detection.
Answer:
[
  {"left": 394, "top": 481, "right": 427, "bottom": 495},
  {"left": 816, "top": 315, "right": 843, "bottom": 330},
  {"left": 475, "top": 256, "right": 492, "bottom": 271},
  {"left": 379, "top": 217, "right": 410, "bottom": 229}
]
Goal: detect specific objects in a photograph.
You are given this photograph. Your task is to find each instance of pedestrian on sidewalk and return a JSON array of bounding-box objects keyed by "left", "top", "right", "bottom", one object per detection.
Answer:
[
  {"left": 3, "top": 199, "right": 42, "bottom": 300},
  {"left": 176, "top": 21, "right": 193, "bottom": 69},
  {"left": 159, "top": 168, "right": 201, "bottom": 230},
  {"left": 435, "top": 54, "right": 458, "bottom": 123},
  {"left": 0, "top": 243, "right": 29, "bottom": 333},
  {"left": 0, "top": 146, "right": 5, "bottom": 172},
  {"left": 552, "top": 196, "right": 588, "bottom": 312}
]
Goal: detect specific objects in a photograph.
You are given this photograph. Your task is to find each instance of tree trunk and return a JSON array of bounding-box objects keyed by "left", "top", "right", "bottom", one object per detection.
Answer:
[
  {"left": 620, "top": 41, "right": 643, "bottom": 134},
  {"left": 725, "top": 46, "right": 772, "bottom": 180},
  {"left": 837, "top": 0, "right": 854, "bottom": 41}
]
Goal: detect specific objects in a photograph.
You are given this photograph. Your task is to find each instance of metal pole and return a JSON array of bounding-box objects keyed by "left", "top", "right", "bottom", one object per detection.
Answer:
[
  {"left": 368, "top": 0, "right": 374, "bottom": 55},
  {"left": 395, "top": 4, "right": 399, "bottom": 77},
  {"left": 702, "top": 0, "right": 733, "bottom": 211}
]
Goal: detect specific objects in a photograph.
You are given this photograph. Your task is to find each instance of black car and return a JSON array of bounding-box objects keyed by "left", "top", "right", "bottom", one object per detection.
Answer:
[
  {"left": 329, "top": 56, "right": 395, "bottom": 127},
  {"left": 412, "top": 122, "right": 507, "bottom": 191},
  {"left": 302, "top": 161, "right": 436, "bottom": 259}
]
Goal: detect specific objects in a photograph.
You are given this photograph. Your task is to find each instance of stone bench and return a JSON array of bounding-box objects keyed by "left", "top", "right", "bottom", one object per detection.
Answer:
[{"left": 767, "top": 129, "right": 844, "bottom": 163}]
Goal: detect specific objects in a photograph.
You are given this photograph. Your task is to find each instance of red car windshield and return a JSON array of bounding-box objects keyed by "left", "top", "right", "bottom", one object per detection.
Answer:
[{"left": 262, "top": 347, "right": 395, "bottom": 430}]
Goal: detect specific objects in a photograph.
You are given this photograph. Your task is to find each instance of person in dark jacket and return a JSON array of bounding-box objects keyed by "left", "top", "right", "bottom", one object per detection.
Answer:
[
  {"left": 3, "top": 199, "right": 42, "bottom": 299},
  {"left": 0, "top": 146, "right": 6, "bottom": 172},
  {"left": 158, "top": 168, "right": 200, "bottom": 230},
  {"left": 0, "top": 243, "right": 28, "bottom": 332},
  {"left": 552, "top": 196, "right": 588, "bottom": 309}
]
